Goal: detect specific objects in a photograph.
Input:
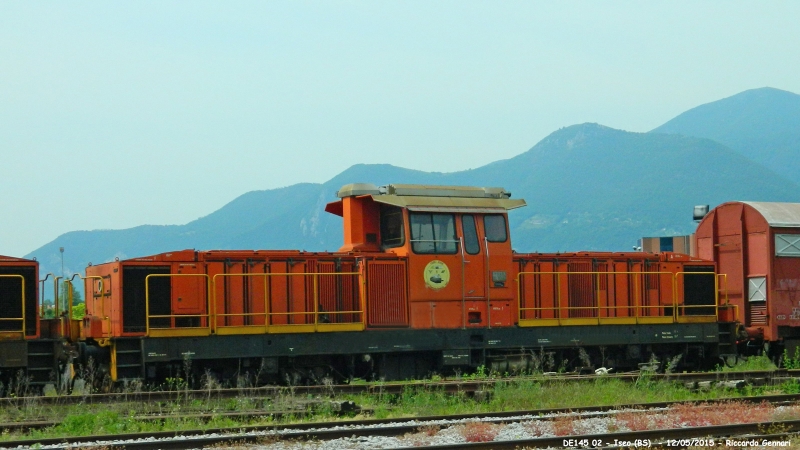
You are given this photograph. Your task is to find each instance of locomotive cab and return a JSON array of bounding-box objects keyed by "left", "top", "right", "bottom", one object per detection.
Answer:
[
  {"left": 0, "top": 255, "right": 38, "bottom": 342},
  {"left": 0, "top": 255, "right": 60, "bottom": 392},
  {"left": 326, "top": 183, "right": 526, "bottom": 329}
]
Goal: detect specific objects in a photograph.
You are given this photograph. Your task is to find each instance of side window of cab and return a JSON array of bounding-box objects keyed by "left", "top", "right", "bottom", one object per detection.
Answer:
[
  {"left": 410, "top": 213, "right": 457, "bottom": 254},
  {"left": 380, "top": 205, "right": 405, "bottom": 249},
  {"left": 484, "top": 214, "right": 508, "bottom": 243}
]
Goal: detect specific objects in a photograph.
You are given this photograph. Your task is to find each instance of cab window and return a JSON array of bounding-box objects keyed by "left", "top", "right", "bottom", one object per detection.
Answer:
[
  {"left": 462, "top": 215, "right": 480, "bottom": 255},
  {"left": 380, "top": 205, "right": 405, "bottom": 249},
  {"left": 484, "top": 214, "right": 508, "bottom": 243},
  {"left": 410, "top": 213, "right": 457, "bottom": 254}
]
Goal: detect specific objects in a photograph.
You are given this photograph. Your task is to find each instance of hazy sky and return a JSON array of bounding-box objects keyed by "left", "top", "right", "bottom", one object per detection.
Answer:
[{"left": 1, "top": 2, "right": 799, "bottom": 257}]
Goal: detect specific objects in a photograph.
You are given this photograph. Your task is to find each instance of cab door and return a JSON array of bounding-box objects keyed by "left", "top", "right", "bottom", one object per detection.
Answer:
[
  {"left": 406, "top": 212, "right": 463, "bottom": 328},
  {"left": 480, "top": 214, "right": 516, "bottom": 327},
  {"left": 460, "top": 214, "right": 487, "bottom": 326}
]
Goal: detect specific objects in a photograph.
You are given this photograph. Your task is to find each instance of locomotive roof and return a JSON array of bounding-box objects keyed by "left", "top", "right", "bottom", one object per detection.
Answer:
[
  {"left": 742, "top": 201, "right": 800, "bottom": 228},
  {"left": 326, "top": 183, "right": 526, "bottom": 215},
  {"left": 0, "top": 254, "right": 37, "bottom": 263}
]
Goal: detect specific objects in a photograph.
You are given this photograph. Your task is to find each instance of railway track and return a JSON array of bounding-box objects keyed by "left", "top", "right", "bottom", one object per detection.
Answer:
[
  {"left": 2, "top": 393, "right": 799, "bottom": 449},
  {"left": 0, "top": 402, "right": 365, "bottom": 433},
  {"left": 2, "top": 368, "right": 795, "bottom": 407}
]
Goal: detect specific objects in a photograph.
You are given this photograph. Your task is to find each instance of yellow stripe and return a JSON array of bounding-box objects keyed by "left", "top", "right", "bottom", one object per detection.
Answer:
[
  {"left": 315, "top": 323, "right": 365, "bottom": 333},
  {"left": 636, "top": 317, "right": 674, "bottom": 324},
  {"left": 147, "top": 328, "right": 212, "bottom": 338},
  {"left": 215, "top": 326, "right": 268, "bottom": 335},
  {"left": 676, "top": 316, "right": 717, "bottom": 323}
]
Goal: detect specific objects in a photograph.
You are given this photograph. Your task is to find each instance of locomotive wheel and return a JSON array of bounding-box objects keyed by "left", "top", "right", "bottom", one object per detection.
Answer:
[{"left": 722, "top": 354, "right": 739, "bottom": 368}]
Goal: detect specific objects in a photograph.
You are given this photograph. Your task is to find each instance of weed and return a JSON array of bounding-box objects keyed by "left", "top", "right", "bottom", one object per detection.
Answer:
[
  {"left": 417, "top": 424, "right": 440, "bottom": 437},
  {"left": 616, "top": 411, "right": 650, "bottom": 431},
  {"left": 651, "top": 413, "right": 678, "bottom": 429},
  {"left": 718, "top": 354, "right": 776, "bottom": 372},
  {"left": 528, "top": 349, "right": 542, "bottom": 373},
  {"left": 578, "top": 347, "right": 592, "bottom": 368},
  {"left": 772, "top": 404, "right": 800, "bottom": 421},
  {"left": 780, "top": 378, "right": 800, "bottom": 394},
  {"left": 552, "top": 414, "right": 575, "bottom": 436},
  {"left": 541, "top": 347, "right": 555, "bottom": 372},
  {"left": 665, "top": 354, "right": 683, "bottom": 374},
  {"left": 466, "top": 365, "right": 489, "bottom": 380},
  {"left": 784, "top": 347, "right": 800, "bottom": 369},
  {"left": 524, "top": 419, "right": 549, "bottom": 436},
  {"left": 760, "top": 422, "right": 789, "bottom": 435},
  {"left": 165, "top": 377, "right": 187, "bottom": 391},
  {"left": 670, "top": 400, "right": 773, "bottom": 427},
  {"left": 11, "top": 369, "right": 31, "bottom": 398},
  {"left": 460, "top": 421, "right": 499, "bottom": 442},
  {"left": 77, "top": 357, "right": 97, "bottom": 394}
]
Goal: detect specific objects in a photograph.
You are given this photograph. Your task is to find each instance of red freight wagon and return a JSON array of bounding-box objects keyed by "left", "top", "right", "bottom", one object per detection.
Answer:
[{"left": 696, "top": 201, "right": 800, "bottom": 353}]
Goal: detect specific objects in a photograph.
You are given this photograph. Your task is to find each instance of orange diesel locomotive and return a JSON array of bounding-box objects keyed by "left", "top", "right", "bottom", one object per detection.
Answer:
[{"left": 2, "top": 184, "right": 736, "bottom": 390}]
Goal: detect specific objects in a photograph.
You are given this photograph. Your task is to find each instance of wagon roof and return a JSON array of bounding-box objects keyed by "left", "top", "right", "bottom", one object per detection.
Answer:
[{"left": 742, "top": 201, "right": 800, "bottom": 228}]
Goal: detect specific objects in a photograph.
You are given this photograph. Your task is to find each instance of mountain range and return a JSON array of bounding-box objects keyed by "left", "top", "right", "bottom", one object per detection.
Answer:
[{"left": 26, "top": 87, "right": 800, "bottom": 277}]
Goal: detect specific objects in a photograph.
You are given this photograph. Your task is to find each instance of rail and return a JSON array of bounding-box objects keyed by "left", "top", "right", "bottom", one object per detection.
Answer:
[
  {"left": 517, "top": 270, "right": 719, "bottom": 326},
  {"left": 0, "top": 274, "right": 25, "bottom": 337}
]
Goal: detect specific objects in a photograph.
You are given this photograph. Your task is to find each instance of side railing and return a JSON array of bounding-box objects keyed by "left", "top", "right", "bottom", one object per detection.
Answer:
[
  {"left": 674, "top": 271, "right": 720, "bottom": 323},
  {"left": 38, "top": 273, "right": 54, "bottom": 318},
  {"left": 716, "top": 273, "right": 738, "bottom": 322},
  {"left": 145, "top": 274, "right": 213, "bottom": 338},
  {"left": 0, "top": 274, "right": 25, "bottom": 338},
  {"left": 144, "top": 271, "right": 365, "bottom": 337},
  {"left": 517, "top": 270, "right": 720, "bottom": 326},
  {"left": 62, "top": 275, "right": 109, "bottom": 339},
  {"left": 212, "top": 271, "right": 364, "bottom": 335}
]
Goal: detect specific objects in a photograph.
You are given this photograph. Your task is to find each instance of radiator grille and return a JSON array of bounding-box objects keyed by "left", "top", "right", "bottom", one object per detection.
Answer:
[
  {"left": 367, "top": 261, "right": 408, "bottom": 326},
  {"left": 750, "top": 303, "right": 768, "bottom": 326},
  {"left": 316, "top": 261, "right": 359, "bottom": 323},
  {"left": 568, "top": 262, "right": 595, "bottom": 318}
]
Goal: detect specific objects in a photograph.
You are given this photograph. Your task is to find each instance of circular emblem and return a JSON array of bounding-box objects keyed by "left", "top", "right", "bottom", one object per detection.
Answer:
[{"left": 424, "top": 260, "right": 450, "bottom": 290}]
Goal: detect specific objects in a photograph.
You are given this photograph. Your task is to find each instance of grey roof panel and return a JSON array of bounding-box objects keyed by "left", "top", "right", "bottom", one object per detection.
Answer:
[{"left": 742, "top": 202, "right": 800, "bottom": 228}]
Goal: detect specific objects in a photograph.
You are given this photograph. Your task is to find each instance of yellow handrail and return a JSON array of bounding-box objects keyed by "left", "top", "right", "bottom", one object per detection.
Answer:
[
  {"left": 145, "top": 273, "right": 212, "bottom": 336},
  {"left": 211, "top": 272, "right": 272, "bottom": 332},
  {"left": 674, "top": 271, "right": 719, "bottom": 319},
  {"left": 0, "top": 274, "right": 25, "bottom": 336},
  {"left": 144, "top": 271, "right": 364, "bottom": 336},
  {"left": 38, "top": 273, "right": 54, "bottom": 318},
  {"left": 54, "top": 276, "right": 63, "bottom": 317},
  {"left": 717, "top": 273, "right": 730, "bottom": 305},
  {"left": 211, "top": 271, "right": 363, "bottom": 332},
  {"left": 516, "top": 270, "right": 720, "bottom": 325},
  {"left": 66, "top": 274, "right": 107, "bottom": 333}
]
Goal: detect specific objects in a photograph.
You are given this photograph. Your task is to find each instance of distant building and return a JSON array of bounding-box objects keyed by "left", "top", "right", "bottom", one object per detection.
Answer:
[{"left": 639, "top": 234, "right": 695, "bottom": 256}]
